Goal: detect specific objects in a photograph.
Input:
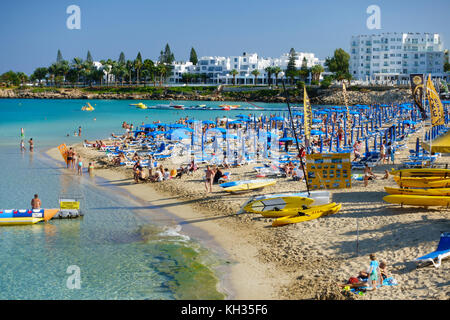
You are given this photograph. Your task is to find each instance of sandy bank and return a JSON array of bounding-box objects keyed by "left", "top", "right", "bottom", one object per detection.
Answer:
[{"left": 46, "top": 128, "right": 450, "bottom": 299}]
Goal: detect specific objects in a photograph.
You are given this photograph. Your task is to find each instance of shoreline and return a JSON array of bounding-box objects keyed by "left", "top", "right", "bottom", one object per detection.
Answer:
[
  {"left": 44, "top": 146, "right": 281, "bottom": 300},
  {"left": 0, "top": 87, "right": 413, "bottom": 105},
  {"left": 46, "top": 126, "right": 450, "bottom": 300}
]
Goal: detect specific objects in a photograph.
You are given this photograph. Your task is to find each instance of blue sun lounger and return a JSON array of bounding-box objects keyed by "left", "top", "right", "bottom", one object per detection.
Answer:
[{"left": 415, "top": 232, "right": 450, "bottom": 268}]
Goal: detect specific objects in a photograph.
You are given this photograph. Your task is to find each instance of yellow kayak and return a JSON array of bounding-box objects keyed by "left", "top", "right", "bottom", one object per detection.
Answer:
[
  {"left": 383, "top": 195, "right": 450, "bottom": 207},
  {"left": 244, "top": 196, "right": 315, "bottom": 216},
  {"left": 261, "top": 202, "right": 336, "bottom": 218},
  {"left": 272, "top": 203, "right": 341, "bottom": 227},
  {"left": 393, "top": 176, "right": 450, "bottom": 188},
  {"left": 391, "top": 168, "right": 450, "bottom": 178},
  {"left": 224, "top": 180, "right": 276, "bottom": 193},
  {"left": 384, "top": 187, "right": 450, "bottom": 196}
]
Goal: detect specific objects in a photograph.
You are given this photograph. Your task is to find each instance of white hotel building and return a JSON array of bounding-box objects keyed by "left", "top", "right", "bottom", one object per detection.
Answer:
[
  {"left": 350, "top": 32, "right": 445, "bottom": 83},
  {"left": 169, "top": 51, "right": 323, "bottom": 85}
]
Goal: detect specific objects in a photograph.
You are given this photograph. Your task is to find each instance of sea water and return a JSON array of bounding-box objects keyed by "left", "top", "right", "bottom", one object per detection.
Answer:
[{"left": 0, "top": 98, "right": 314, "bottom": 300}]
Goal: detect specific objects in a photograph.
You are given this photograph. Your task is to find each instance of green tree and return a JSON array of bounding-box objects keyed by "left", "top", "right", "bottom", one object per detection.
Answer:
[
  {"left": 310, "top": 64, "right": 325, "bottom": 83},
  {"left": 142, "top": 59, "right": 155, "bottom": 86},
  {"left": 251, "top": 69, "right": 260, "bottom": 85},
  {"left": 189, "top": 47, "right": 198, "bottom": 65},
  {"left": 56, "top": 49, "right": 63, "bottom": 63},
  {"left": 272, "top": 66, "right": 282, "bottom": 87},
  {"left": 86, "top": 50, "right": 93, "bottom": 64},
  {"left": 16, "top": 72, "right": 29, "bottom": 86},
  {"left": 444, "top": 62, "right": 450, "bottom": 72},
  {"left": 159, "top": 44, "right": 175, "bottom": 64},
  {"left": 0, "top": 71, "right": 20, "bottom": 86},
  {"left": 66, "top": 68, "right": 78, "bottom": 86},
  {"left": 134, "top": 52, "right": 143, "bottom": 84},
  {"left": 285, "top": 48, "right": 298, "bottom": 84},
  {"left": 71, "top": 57, "right": 84, "bottom": 85},
  {"left": 230, "top": 69, "right": 238, "bottom": 85},
  {"left": 31, "top": 67, "right": 48, "bottom": 86},
  {"left": 125, "top": 60, "right": 134, "bottom": 84},
  {"left": 325, "top": 48, "right": 351, "bottom": 83},
  {"left": 118, "top": 52, "right": 126, "bottom": 65},
  {"left": 298, "top": 57, "right": 309, "bottom": 82},
  {"left": 156, "top": 64, "right": 168, "bottom": 86},
  {"left": 265, "top": 66, "right": 274, "bottom": 86}
]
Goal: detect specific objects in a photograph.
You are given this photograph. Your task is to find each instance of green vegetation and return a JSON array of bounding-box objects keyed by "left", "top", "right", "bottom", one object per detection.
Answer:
[
  {"left": 189, "top": 47, "right": 198, "bottom": 65},
  {"left": 324, "top": 48, "right": 352, "bottom": 83}
]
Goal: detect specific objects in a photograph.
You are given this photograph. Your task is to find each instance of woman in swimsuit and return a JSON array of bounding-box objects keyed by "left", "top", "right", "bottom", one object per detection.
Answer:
[{"left": 205, "top": 165, "right": 215, "bottom": 193}]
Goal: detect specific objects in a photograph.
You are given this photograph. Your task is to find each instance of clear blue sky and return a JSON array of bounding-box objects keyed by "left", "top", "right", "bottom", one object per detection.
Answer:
[{"left": 1, "top": 0, "right": 449, "bottom": 74}]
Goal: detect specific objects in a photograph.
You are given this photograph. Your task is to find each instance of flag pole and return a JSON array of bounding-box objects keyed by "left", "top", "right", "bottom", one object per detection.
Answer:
[{"left": 281, "top": 79, "right": 310, "bottom": 196}]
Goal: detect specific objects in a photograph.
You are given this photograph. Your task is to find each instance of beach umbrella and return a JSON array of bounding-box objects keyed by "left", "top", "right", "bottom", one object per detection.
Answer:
[
  {"left": 270, "top": 116, "right": 285, "bottom": 121},
  {"left": 310, "top": 130, "right": 324, "bottom": 136},
  {"left": 312, "top": 119, "right": 322, "bottom": 124},
  {"left": 170, "top": 130, "right": 189, "bottom": 141},
  {"left": 279, "top": 137, "right": 294, "bottom": 142},
  {"left": 202, "top": 120, "right": 215, "bottom": 125},
  {"left": 169, "top": 124, "right": 187, "bottom": 128},
  {"left": 141, "top": 124, "right": 157, "bottom": 129},
  {"left": 186, "top": 119, "right": 200, "bottom": 124}
]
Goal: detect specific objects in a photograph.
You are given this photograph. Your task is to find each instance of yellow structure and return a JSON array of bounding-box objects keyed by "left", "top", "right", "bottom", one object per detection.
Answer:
[{"left": 306, "top": 153, "right": 352, "bottom": 190}]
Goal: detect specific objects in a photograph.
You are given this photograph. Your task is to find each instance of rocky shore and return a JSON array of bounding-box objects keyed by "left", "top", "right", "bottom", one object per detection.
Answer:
[{"left": 0, "top": 86, "right": 412, "bottom": 105}]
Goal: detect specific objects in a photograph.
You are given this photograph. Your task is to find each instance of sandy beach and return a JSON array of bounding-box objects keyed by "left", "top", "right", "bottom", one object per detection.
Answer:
[{"left": 46, "top": 125, "right": 450, "bottom": 300}]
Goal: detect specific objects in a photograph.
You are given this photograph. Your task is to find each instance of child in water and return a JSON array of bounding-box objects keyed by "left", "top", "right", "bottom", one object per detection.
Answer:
[{"left": 88, "top": 162, "right": 94, "bottom": 176}]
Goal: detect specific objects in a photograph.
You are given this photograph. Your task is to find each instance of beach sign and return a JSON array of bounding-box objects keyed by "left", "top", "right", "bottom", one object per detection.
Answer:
[
  {"left": 60, "top": 201, "right": 80, "bottom": 210},
  {"left": 306, "top": 153, "right": 352, "bottom": 190},
  {"left": 57, "top": 143, "right": 69, "bottom": 165}
]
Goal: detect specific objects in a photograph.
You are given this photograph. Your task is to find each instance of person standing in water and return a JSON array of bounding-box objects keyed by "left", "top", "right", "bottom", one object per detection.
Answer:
[
  {"left": 77, "top": 155, "right": 83, "bottom": 175},
  {"left": 28, "top": 138, "right": 34, "bottom": 152},
  {"left": 78, "top": 126, "right": 82, "bottom": 137},
  {"left": 20, "top": 140, "right": 25, "bottom": 151},
  {"left": 31, "top": 194, "right": 41, "bottom": 209}
]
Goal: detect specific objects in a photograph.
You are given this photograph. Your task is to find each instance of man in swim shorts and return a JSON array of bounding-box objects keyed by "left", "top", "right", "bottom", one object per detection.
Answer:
[
  {"left": 28, "top": 138, "right": 34, "bottom": 152},
  {"left": 31, "top": 194, "right": 41, "bottom": 209}
]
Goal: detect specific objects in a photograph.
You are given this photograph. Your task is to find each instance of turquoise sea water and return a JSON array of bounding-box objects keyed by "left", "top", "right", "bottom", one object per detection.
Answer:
[{"left": 0, "top": 98, "right": 302, "bottom": 300}]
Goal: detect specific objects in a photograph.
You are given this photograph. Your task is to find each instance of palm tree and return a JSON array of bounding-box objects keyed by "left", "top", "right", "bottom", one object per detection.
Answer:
[
  {"left": 310, "top": 65, "right": 325, "bottom": 83},
  {"left": 156, "top": 64, "right": 168, "bottom": 86},
  {"left": 230, "top": 69, "right": 238, "bottom": 85},
  {"left": 134, "top": 56, "right": 143, "bottom": 85},
  {"left": 273, "top": 66, "right": 282, "bottom": 87},
  {"left": 251, "top": 69, "right": 260, "bottom": 85},
  {"left": 125, "top": 60, "right": 134, "bottom": 85},
  {"left": 16, "top": 72, "right": 29, "bottom": 86},
  {"left": 143, "top": 59, "right": 155, "bottom": 86},
  {"left": 265, "top": 66, "right": 274, "bottom": 86},
  {"left": 71, "top": 57, "right": 83, "bottom": 85}
]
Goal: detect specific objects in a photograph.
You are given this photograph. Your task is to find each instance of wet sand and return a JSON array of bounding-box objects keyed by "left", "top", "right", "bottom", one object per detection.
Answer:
[{"left": 46, "top": 126, "right": 450, "bottom": 300}]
